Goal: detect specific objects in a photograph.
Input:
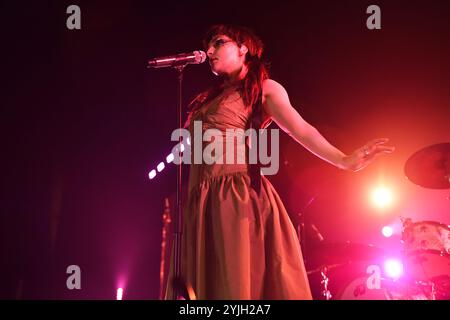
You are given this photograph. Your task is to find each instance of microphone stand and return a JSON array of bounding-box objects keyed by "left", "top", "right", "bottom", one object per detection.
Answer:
[
  {"left": 171, "top": 65, "right": 185, "bottom": 300},
  {"left": 149, "top": 56, "right": 202, "bottom": 299}
]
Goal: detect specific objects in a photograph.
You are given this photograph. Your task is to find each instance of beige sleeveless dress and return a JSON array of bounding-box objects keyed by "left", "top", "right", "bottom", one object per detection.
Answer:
[{"left": 166, "top": 86, "right": 312, "bottom": 300}]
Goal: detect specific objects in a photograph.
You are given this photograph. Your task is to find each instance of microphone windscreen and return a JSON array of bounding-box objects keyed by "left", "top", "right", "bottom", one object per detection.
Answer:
[{"left": 193, "top": 50, "right": 207, "bottom": 64}]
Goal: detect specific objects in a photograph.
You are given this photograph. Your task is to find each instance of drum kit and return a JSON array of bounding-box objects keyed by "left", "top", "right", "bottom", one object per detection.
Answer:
[{"left": 306, "top": 143, "right": 450, "bottom": 300}]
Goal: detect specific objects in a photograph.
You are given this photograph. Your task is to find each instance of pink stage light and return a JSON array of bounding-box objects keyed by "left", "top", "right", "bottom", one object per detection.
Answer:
[
  {"left": 157, "top": 162, "right": 165, "bottom": 172},
  {"left": 148, "top": 142, "right": 185, "bottom": 180},
  {"left": 382, "top": 226, "right": 393, "bottom": 238},
  {"left": 384, "top": 259, "right": 403, "bottom": 279},
  {"left": 371, "top": 187, "right": 393, "bottom": 209},
  {"left": 148, "top": 169, "right": 156, "bottom": 180},
  {"left": 116, "top": 287, "right": 123, "bottom": 300},
  {"left": 166, "top": 153, "right": 174, "bottom": 164}
]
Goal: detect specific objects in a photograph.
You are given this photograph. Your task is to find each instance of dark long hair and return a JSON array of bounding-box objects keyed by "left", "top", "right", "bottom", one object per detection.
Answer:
[{"left": 186, "top": 25, "right": 270, "bottom": 122}]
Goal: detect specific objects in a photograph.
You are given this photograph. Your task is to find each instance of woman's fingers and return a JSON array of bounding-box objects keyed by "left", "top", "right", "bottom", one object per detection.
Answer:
[
  {"left": 374, "top": 145, "right": 395, "bottom": 153},
  {"left": 366, "top": 138, "right": 395, "bottom": 155},
  {"left": 367, "top": 138, "right": 390, "bottom": 147}
]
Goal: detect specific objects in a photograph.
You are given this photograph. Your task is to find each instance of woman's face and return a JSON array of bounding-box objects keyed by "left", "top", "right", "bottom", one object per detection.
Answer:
[{"left": 206, "top": 34, "right": 247, "bottom": 76}]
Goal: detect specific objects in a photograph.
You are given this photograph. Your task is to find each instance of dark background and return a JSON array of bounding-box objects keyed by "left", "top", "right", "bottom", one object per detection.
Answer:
[{"left": 1, "top": 0, "right": 449, "bottom": 299}]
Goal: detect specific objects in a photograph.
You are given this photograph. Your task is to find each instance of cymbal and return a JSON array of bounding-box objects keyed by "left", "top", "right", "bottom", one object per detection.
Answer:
[
  {"left": 305, "top": 241, "right": 385, "bottom": 271},
  {"left": 306, "top": 262, "right": 348, "bottom": 275},
  {"left": 404, "top": 143, "right": 450, "bottom": 189}
]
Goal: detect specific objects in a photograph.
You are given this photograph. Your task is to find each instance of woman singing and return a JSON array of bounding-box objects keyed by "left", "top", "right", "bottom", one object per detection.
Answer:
[{"left": 165, "top": 24, "right": 394, "bottom": 300}]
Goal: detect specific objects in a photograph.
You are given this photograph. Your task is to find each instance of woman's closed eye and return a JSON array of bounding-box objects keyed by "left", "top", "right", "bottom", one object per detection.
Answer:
[
  {"left": 212, "top": 39, "right": 232, "bottom": 49},
  {"left": 215, "top": 39, "right": 226, "bottom": 46}
]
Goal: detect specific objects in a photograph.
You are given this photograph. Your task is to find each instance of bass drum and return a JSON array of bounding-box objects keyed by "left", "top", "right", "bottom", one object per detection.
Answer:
[
  {"left": 405, "top": 251, "right": 450, "bottom": 281},
  {"left": 306, "top": 242, "right": 387, "bottom": 300},
  {"left": 402, "top": 220, "right": 450, "bottom": 281},
  {"left": 334, "top": 275, "right": 431, "bottom": 300},
  {"left": 334, "top": 275, "right": 390, "bottom": 300}
]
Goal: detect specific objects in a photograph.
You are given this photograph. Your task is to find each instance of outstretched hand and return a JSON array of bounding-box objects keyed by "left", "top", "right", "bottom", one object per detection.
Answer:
[{"left": 343, "top": 138, "right": 395, "bottom": 172}]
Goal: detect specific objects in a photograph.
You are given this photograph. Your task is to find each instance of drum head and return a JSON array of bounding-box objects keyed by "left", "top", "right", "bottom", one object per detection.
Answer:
[
  {"left": 405, "top": 251, "right": 450, "bottom": 281},
  {"left": 335, "top": 274, "right": 390, "bottom": 300},
  {"left": 402, "top": 220, "right": 450, "bottom": 254}
]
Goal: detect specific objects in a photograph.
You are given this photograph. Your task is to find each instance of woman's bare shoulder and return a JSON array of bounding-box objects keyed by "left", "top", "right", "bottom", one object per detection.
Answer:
[{"left": 262, "top": 79, "right": 287, "bottom": 97}]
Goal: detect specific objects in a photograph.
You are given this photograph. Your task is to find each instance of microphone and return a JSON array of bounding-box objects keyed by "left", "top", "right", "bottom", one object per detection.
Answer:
[{"left": 147, "top": 50, "right": 207, "bottom": 68}]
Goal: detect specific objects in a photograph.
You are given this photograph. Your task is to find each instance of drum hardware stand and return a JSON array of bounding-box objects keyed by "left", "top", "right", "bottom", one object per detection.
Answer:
[
  {"left": 426, "top": 279, "right": 437, "bottom": 300},
  {"left": 430, "top": 281, "right": 437, "bottom": 300},
  {"left": 399, "top": 216, "right": 412, "bottom": 233},
  {"left": 320, "top": 266, "right": 332, "bottom": 300},
  {"left": 415, "top": 279, "right": 437, "bottom": 300},
  {"left": 297, "top": 195, "right": 317, "bottom": 260},
  {"left": 159, "top": 197, "right": 172, "bottom": 299},
  {"left": 297, "top": 212, "right": 305, "bottom": 253}
]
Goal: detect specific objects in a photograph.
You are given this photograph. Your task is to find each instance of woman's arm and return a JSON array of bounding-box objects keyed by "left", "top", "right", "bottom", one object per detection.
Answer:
[{"left": 262, "top": 79, "right": 394, "bottom": 171}]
